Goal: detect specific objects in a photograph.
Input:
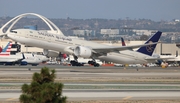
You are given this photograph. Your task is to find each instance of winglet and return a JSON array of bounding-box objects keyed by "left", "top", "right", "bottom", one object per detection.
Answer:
[{"left": 137, "top": 31, "right": 162, "bottom": 56}]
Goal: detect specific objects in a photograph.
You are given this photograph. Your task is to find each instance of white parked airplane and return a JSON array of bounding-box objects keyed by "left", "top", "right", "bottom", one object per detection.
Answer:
[
  {"left": 0, "top": 41, "right": 49, "bottom": 66},
  {"left": 19, "top": 53, "right": 49, "bottom": 66},
  {"left": 165, "top": 57, "right": 180, "bottom": 65},
  {"left": 0, "top": 41, "right": 24, "bottom": 65},
  {"left": 158, "top": 51, "right": 180, "bottom": 65},
  {"left": 7, "top": 29, "right": 161, "bottom": 67}
]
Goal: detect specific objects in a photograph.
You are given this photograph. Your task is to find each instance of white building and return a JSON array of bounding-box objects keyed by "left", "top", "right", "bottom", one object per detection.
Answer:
[
  {"left": 132, "top": 30, "right": 157, "bottom": 36},
  {"left": 73, "top": 30, "right": 95, "bottom": 36},
  {"left": 100, "top": 29, "right": 119, "bottom": 35}
]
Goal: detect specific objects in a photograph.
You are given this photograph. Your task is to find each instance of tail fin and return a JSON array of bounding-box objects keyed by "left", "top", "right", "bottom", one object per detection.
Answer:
[
  {"left": 121, "top": 37, "right": 126, "bottom": 46},
  {"left": 137, "top": 31, "right": 162, "bottom": 56},
  {"left": 0, "top": 47, "right": 2, "bottom": 53},
  {"left": 0, "top": 41, "right": 12, "bottom": 56}
]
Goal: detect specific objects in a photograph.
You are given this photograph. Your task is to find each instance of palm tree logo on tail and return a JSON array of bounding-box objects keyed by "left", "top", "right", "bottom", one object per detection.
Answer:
[{"left": 146, "top": 41, "right": 154, "bottom": 52}]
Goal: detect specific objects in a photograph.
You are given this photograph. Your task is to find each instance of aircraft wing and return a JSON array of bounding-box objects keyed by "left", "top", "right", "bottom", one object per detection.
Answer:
[
  {"left": 145, "top": 56, "right": 175, "bottom": 61},
  {"left": 92, "top": 42, "right": 158, "bottom": 54}
]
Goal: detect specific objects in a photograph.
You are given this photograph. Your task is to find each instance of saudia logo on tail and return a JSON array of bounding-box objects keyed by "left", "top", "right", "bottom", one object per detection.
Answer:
[{"left": 146, "top": 41, "right": 154, "bottom": 52}]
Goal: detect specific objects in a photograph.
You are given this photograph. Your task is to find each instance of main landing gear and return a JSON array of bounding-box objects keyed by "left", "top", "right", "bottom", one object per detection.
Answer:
[
  {"left": 88, "top": 59, "right": 100, "bottom": 67},
  {"left": 70, "top": 60, "right": 84, "bottom": 66},
  {"left": 70, "top": 56, "right": 84, "bottom": 66},
  {"left": 70, "top": 56, "right": 100, "bottom": 67}
]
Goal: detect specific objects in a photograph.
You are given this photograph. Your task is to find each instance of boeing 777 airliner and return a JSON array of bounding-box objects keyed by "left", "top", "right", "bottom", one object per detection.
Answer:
[{"left": 7, "top": 29, "right": 161, "bottom": 67}]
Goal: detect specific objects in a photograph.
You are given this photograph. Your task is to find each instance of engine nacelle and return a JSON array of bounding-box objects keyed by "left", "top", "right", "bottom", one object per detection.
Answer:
[
  {"left": 43, "top": 49, "right": 59, "bottom": 57},
  {"left": 74, "top": 46, "right": 92, "bottom": 58}
]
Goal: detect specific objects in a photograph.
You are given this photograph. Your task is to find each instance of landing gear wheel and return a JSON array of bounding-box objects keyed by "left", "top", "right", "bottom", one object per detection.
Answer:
[
  {"left": 94, "top": 63, "right": 100, "bottom": 67},
  {"left": 70, "top": 60, "right": 84, "bottom": 66},
  {"left": 88, "top": 60, "right": 100, "bottom": 67}
]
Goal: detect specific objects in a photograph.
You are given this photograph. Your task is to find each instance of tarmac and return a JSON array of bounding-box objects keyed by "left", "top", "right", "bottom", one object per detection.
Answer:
[{"left": 0, "top": 64, "right": 180, "bottom": 102}]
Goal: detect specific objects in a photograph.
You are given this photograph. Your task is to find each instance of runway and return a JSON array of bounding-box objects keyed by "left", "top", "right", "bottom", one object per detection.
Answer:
[
  {"left": 0, "top": 65, "right": 180, "bottom": 102},
  {"left": 0, "top": 91, "right": 180, "bottom": 101}
]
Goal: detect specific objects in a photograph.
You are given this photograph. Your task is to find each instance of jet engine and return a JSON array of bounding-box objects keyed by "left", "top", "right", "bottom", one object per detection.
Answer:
[
  {"left": 43, "top": 49, "right": 59, "bottom": 57},
  {"left": 74, "top": 46, "right": 92, "bottom": 58}
]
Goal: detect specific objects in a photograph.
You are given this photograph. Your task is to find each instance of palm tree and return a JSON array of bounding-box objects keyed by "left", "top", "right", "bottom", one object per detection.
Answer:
[{"left": 19, "top": 67, "right": 67, "bottom": 103}]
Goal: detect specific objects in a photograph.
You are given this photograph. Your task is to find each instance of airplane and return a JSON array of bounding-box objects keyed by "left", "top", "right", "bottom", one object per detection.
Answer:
[
  {"left": 0, "top": 41, "right": 24, "bottom": 65},
  {"left": 158, "top": 51, "right": 180, "bottom": 66},
  {"left": 7, "top": 29, "right": 160, "bottom": 67},
  {"left": 0, "top": 42, "right": 48, "bottom": 66},
  {"left": 19, "top": 53, "right": 49, "bottom": 66}
]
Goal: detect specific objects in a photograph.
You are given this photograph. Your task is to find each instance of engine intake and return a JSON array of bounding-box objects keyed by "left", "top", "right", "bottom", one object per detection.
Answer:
[{"left": 74, "top": 46, "right": 92, "bottom": 58}]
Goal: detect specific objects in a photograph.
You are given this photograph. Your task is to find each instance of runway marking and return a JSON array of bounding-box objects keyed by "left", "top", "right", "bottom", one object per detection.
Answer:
[
  {"left": 123, "top": 96, "right": 132, "bottom": 100},
  {"left": 6, "top": 98, "right": 18, "bottom": 101}
]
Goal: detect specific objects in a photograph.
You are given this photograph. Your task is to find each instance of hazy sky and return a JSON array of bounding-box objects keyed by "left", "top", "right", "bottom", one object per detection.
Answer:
[{"left": 0, "top": 0, "right": 179, "bottom": 21}]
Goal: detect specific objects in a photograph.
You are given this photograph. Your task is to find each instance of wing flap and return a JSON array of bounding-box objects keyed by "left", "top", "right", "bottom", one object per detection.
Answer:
[{"left": 145, "top": 56, "right": 175, "bottom": 61}]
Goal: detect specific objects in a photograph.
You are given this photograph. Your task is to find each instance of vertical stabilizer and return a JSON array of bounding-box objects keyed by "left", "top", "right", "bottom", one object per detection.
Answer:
[
  {"left": 121, "top": 37, "right": 126, "bottom": 46},
  {"left": 0, "top": 47, "right": 2, "bottom": 53},
  {"left": 0, "top": 41, "right": 12, "bottom": 56},
  {"left": 137, "top": 31, "right": 162, "bottom": 56}
]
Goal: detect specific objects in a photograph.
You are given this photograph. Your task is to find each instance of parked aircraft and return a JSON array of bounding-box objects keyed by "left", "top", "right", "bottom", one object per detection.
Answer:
[
  {"left": 164, "top": 57, "right": 179, "bottom": 63},
  {"left": 0, "top": 41, "right": 24, "bottom": 65},
  {"left": 19, "top": 53, "right": 49, "bottom": 66},
  {"left": 158, "top": 51, "right": 180, "bottom": 65},
  {"left": 7, "top": 29, "right": 160, "bottom": 67}
]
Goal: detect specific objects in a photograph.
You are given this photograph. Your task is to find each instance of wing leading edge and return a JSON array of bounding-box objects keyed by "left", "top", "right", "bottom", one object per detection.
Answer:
[{"left": 92, "top": 31, "right": 162, "bottom": 54}]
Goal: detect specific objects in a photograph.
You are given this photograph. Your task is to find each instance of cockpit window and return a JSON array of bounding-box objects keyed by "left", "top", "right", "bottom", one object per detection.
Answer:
[{"left": 10, "top": 30, "right": 17, "bottom": 33}]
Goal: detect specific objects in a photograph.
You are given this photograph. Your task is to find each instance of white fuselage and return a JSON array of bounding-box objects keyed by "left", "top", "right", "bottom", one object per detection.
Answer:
[
  {"left": 0, "top": 54, "right": 22, "bottom": 62},
  {"left": 99, "top": 50, "right": 153, "bottom": 64},
  {"left": 21, "top": 53, "right": 49, "bottom": 64},
  {"left": 7, "top": 29, "right": 154, "bottom": 64}
]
